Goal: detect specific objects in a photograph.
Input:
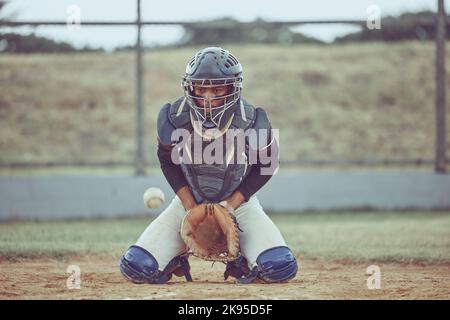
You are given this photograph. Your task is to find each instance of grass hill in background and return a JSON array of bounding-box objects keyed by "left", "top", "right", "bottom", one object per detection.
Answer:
[{"left": 0, "top": 42, "right": 449, "bottom": 167}]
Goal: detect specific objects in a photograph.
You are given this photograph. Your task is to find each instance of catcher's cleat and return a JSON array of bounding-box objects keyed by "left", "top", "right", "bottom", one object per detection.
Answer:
[
  {"left": 223, "top": 255, "right": 259, "bottom": 284},
  {"left": 165, "top": 253, "right": 193, "bottom": 282},
  {"left": 223, "top": 247, "right": 298, "bottom": 284},
  {"left": 224, "top": 255, "right": 250, "bottom": 280},
  {"left": 235, "top": 268, "right": 259, "bottom": 284}
]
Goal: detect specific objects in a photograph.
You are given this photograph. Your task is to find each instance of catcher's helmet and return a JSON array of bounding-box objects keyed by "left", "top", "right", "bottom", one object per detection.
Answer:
[{"left": 182, "top": 47, "right": 243, "bottom": 131}]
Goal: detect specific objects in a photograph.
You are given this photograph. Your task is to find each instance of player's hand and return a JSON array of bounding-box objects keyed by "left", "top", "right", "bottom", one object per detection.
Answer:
[{"left": 221, "top": 190, "right": 246, "bottom": 211}]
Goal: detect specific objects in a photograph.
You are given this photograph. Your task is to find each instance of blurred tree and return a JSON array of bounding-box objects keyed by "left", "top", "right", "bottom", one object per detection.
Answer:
[
  {"left": 1, "top": 32, "right": 91, "bottom": 53},
  {"left": 335, "top": 11, "right": 450, "bottom": 42},
  {"left": 0, "top": 0, "right": 9, "bottom": 19},
  {"left": 0, "top": 0, "right": 18, "bottom": 22},
  {"left": 175, "top": 17, "right": 323, "bottom": 47},
  {"left": 0, "top": 32, "right": 105, "bottom": 53},
  {"left": 0, "top": 1, "right": 103, "bottom": 53}
]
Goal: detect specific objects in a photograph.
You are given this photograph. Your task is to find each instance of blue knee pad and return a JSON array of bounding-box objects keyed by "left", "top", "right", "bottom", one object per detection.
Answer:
[
  {"left": 256, "top": 246, "right": 298, "bottom": 283},
  {"left": 120, "top": 245, "right": 193, "bottom": 284},
  {"left": 119, "top": 245, "right": 169, "bottom": 284}
]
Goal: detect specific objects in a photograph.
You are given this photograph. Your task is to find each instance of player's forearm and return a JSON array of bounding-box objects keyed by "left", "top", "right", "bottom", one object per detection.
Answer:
[
  {"left": 156, "top": 143, "right": 196, "bottom": 211},
  {"left": 223, "top": 190, "right": 246, "bottom": 210},
  {"left": 237, "top": 138, "right": 279, "bottom": 201},
  {"left": 157, "top": 143, "right": 189, "bottom": 195},
  {"left": 176, "top": 186, "right": 197, "bottom": 211},
  {"left": 237, "top": 167, "right": 273, "bottom": 201}
]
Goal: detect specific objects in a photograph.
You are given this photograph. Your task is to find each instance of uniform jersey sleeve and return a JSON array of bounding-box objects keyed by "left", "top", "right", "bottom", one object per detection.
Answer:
[
  {"left": 156, "top": 104, "right": 189, "bottom": 194},
  {"left": 237, "top": 108, "right": 279, "bottom": 201},
  {"left": 157, "top": 144, "right": 188, "bottom": 194}
]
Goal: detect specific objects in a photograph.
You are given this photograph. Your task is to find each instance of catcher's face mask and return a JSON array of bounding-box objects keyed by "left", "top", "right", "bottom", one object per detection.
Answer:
[
  {"left": 182, "top": 77, "right": 242, "bottom": 129},
  {"left": 182, "top": 47, "right": 243, "bottom": 131},
  {"left": 193, "top": 84, "right": 230, "bottom": 109}
]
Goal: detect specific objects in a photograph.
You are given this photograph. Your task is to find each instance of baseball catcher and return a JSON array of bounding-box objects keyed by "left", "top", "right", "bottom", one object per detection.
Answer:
[{"left": 120, "top": 47, "right": 298, "bottom": 284}]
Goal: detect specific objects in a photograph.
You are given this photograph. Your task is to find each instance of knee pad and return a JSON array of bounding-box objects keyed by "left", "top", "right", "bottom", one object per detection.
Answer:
[
  {"left": 256, "top": 246, "right": 298, "bottom": 283},
  {"left": 119, "top": 245, "right": 170, "bottom": 284}
]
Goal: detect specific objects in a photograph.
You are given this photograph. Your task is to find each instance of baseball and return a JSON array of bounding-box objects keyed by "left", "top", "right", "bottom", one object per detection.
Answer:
[{"left": 143, "top": 187, "right": 165, "bottom": 209}]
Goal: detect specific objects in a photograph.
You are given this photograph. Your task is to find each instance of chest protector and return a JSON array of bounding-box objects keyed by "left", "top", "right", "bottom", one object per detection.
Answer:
[{"left": 162, "top": 97, "right": 259, "bottom": 203}]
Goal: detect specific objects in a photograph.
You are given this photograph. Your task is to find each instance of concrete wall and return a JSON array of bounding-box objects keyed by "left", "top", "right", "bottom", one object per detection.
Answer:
[{"left": 1, "top": 171, "right": 450, "bottom": 220}]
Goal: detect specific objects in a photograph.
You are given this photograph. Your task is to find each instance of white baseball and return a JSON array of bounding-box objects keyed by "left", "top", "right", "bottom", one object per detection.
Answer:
[{"left": 143, "top": 187, "right": 165, "bottom": 209}]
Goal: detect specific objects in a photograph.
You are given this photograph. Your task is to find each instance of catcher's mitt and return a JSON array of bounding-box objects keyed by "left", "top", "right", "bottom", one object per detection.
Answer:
[{"left": 180, "top": 203, "right": 241, "bottom": 262}]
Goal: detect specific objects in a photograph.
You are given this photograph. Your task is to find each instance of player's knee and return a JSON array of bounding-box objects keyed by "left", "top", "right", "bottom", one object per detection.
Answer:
[
  {"left": 119, "top": 245, "right": 170, "bottom": 284},
  {"left": 256, "top": 246, "right": 298, "bottom": 283}
]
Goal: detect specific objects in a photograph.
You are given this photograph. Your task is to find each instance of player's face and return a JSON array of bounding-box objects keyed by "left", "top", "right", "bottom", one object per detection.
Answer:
[{"left": 193, "top": 85, "right": 231, "bottom": 110}]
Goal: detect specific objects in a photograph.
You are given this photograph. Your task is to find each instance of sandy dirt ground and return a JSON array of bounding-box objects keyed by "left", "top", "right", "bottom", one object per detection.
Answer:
[{"left": 0, "top": 255, "right": 449, "bottom": 300}]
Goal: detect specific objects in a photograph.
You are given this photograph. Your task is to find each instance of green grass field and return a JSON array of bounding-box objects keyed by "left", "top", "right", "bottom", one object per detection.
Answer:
[
  {"left": 1, "top": 41, "right": 450, "bottom": 166},
  {"left": 1, "top": 211, "right": 449, "bottom": 263}
]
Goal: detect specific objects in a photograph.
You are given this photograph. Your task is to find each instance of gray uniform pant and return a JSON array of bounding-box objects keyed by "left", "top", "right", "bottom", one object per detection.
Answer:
[{"left": 135, "top": 195, "right": 287, "bottom": 270}]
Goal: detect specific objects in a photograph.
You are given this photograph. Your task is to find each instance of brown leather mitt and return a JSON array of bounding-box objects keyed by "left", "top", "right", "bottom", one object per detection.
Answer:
[{"left": 180, "top": 203, "right": 241, "bottom": 262}]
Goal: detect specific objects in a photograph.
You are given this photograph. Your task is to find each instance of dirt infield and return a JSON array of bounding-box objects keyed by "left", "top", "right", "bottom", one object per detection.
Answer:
[{"left": 1, "top": 255, "right": 449, "bottom": 300}]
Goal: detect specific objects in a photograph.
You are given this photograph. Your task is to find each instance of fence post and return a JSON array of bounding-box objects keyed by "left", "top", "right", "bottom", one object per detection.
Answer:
[
  {"left": 135, "top": 0, "right": 145, "bottom": 175},
  {"left": 435, "top": 0, "right": 447, "bottom": 173}
]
